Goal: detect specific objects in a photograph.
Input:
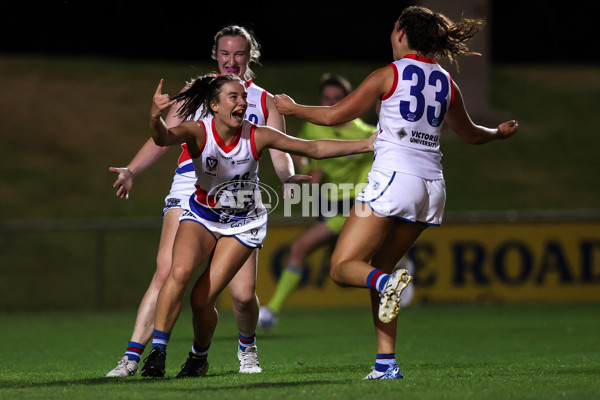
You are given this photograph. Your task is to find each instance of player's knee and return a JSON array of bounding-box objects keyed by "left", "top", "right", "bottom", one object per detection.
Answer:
[
  {"left": 329, "top": 270, "right": 346, "bottom": 287},
  {"left": 170, "top": 263, "right": 194, "bottom": 286},
  {"left": 329, "top": 258, "right": 343, "bottom": 285},
  {"left": 230, "top": 290, "right": 257, "bottom": 312},
  {"left": 232, "top": 293, "right": 258, "bottom": 313},
  {"left": 152, "top": 260, "right": 172, "bottom": 288}
]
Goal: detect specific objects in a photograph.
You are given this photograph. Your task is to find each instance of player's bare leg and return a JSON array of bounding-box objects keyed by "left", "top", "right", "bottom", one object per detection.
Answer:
[
  {"left": 228, "top": 250, "right": 263, "bottom": 373},
  {"left": 182, "top": 238, "right": 254, "bottom": 376},
  {"left": 106, "top": 209, "right": 181, "bottom": 377},
  {"left": 229, "top": 250, "right": 259, "bottom": 339},
  {"left": 330, "top": 203, "right": 395, "bottom": 287},
  {"left": 141, "top": 221, "right": 216, "bottom": 377}
]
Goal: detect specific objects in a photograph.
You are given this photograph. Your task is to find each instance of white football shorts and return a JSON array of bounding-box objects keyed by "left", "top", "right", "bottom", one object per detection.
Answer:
[
  {"left": 179, "top": 196, "right": 268, "bottom": 249},
  {"left": 162, "top": 173, "right": 196, "bottom": 215},
  {"left": 356, "top": 167, "right": 446, "bottom": 226}
]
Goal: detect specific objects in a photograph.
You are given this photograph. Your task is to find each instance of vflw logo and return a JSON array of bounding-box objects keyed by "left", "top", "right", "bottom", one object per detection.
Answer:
[{"left": 205, "top": 156, "right": 218, "bottom": 171}]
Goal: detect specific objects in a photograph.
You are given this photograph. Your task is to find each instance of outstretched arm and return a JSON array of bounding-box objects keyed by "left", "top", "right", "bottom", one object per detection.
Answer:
[
  {"left": 445, "top": 82, "right": 518, "bottom": 144},
  {"left": 274, "top": 66, "right": 392, "bottom": 126},
  {"left": 254, "top": 126, "right": 375, "bottom": 160}
]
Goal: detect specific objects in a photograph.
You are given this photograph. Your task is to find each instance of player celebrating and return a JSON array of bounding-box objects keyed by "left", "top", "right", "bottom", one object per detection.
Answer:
[
  {"left": 274, "top": 6, "right": 518, "bottom": 379},
  {"left": 106, "top": 25, "right": 303, "bottom": 377},
  {"left": 141, "top": 73, "right": 375, "bottom": 377}
]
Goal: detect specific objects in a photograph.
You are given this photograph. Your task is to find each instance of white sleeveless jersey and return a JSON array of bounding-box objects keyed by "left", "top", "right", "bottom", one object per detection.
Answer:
[
  {"left": 373, "top": 55, "right": 454, "bottom": 179},
  {"left": 175, "top": 80, "right": 269, "bottom": 178},
  {"left": 187, "top": 118, "right": 266, "bottom": 226}
]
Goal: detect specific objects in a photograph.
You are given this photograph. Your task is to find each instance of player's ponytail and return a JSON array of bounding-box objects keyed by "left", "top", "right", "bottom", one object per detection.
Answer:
[
  {"left": 398, "top": 6, "right": 485, "bottom": 67},
  {"left": 171, "top": 74, "right": 244, "bottom": 120}
]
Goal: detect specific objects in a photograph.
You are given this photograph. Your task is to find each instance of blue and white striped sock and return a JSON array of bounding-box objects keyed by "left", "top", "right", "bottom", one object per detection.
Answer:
[
  {"left": 124, "top": 341, "right": 145, "bottom": 363},
  {"left": 151, "top": 329, "right": 171, "bottom": 353},
  {"left": 238, "top": 332, "right": 256, "bottom": 352},
  {"left": 375, "top": 353, "right": 397, "bottom": 372},
  {"left": 366, "top": 269, "right": 390, "bottom": 292}
]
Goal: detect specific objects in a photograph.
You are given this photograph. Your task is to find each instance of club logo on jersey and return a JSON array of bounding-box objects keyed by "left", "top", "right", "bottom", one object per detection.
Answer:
[
  {"left": 205, "top": 156, "right": 218, "bottom": 171},
  {"left": 206, "top": 156, "right": 218, "bottom": 170}
]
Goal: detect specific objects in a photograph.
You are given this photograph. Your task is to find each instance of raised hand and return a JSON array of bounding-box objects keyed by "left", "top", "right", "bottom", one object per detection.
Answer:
[{"left": 151, "top": 79, "right": 176, "bottom": 120}]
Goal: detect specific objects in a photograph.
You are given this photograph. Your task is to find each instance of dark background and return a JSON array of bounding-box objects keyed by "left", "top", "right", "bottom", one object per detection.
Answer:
[{"left": 3, "top": 0, "right": 598, "bottom": 64}]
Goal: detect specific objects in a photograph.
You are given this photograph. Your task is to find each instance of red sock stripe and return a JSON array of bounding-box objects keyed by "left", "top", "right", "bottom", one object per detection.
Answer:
[
  {"left": 238, "top": 335, "right": 255, "bottom": 344},
  {"left": 369, "top": 270, "right": 384, "bottom": 289},
  {"left": 127, "top": 346, "right": 144, "bottom": 355}
]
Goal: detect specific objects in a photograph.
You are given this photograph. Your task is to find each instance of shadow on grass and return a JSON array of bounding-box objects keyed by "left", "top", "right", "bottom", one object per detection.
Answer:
[
  {"left": 0, "top": 362, "right": 371, "bottom": 390},
  {"left": 0, "top": 375, "right": 340, "bottom": 391},
  {"left": 169, "top": 331, "right": 319, "bottom": 344}
]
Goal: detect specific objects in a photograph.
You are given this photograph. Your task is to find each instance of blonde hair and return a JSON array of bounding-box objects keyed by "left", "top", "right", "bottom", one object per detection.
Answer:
[{"left": 211, "top": 25, "right": 261, "bottom": 79}]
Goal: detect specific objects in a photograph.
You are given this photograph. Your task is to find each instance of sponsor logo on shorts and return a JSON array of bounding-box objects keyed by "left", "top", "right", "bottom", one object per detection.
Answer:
[
  {"left": 231, "top": 218, "right": 253, "bottom": 228},
  {"left": 166, "top": 198, "right": 181, "bottom": 207},
  {"left": 181, "top": 209, "right": 196, "bottom": 219}
]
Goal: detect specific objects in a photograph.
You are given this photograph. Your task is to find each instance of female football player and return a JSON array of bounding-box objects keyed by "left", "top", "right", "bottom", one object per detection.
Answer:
[
  {"left": 274, "top": 6, "right": 518, "bottom": 379},
  {"left": 140, "top": 73, "right": 374, "bottom": 377}
]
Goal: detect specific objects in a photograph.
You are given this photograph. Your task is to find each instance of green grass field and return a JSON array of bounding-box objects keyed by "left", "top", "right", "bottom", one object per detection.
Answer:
[
  {"left": 1, "top": 56, "right": 599, "bottom": 399},
  {"left": 1, "top": 303, "right": 599, "bottom": 399}
]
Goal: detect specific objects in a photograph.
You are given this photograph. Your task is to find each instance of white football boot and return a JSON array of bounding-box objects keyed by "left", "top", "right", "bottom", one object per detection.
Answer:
[
  {"left": 105, "top": 356, "right": 139, "bottom": 377},
  {"left": 378, "top": 268, "right": 412, "bottom": 323},
  {"left": 238, "top": 345, "right": 263, "bottom": 373},
  {"left": 363, "top": 364, "right": 404, "bottom": 380}
]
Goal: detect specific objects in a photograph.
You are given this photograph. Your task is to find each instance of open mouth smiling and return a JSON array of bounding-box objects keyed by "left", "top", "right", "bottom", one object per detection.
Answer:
[{"left": 232, "top": 108, "right": 245, "bottom": 121}]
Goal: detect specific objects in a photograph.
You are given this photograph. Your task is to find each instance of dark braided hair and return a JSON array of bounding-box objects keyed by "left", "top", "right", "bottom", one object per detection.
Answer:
[
  {"left": 170, "top": 74, "right": 244, "bottom": 121},
  {"left": 397, "top": 6, "right": 485, "bottom": 67}
]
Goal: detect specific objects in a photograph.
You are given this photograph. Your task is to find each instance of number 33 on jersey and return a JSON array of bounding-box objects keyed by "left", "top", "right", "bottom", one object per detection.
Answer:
[{"left": 374, "top": 54, "right": 455, "bottom": 180}]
